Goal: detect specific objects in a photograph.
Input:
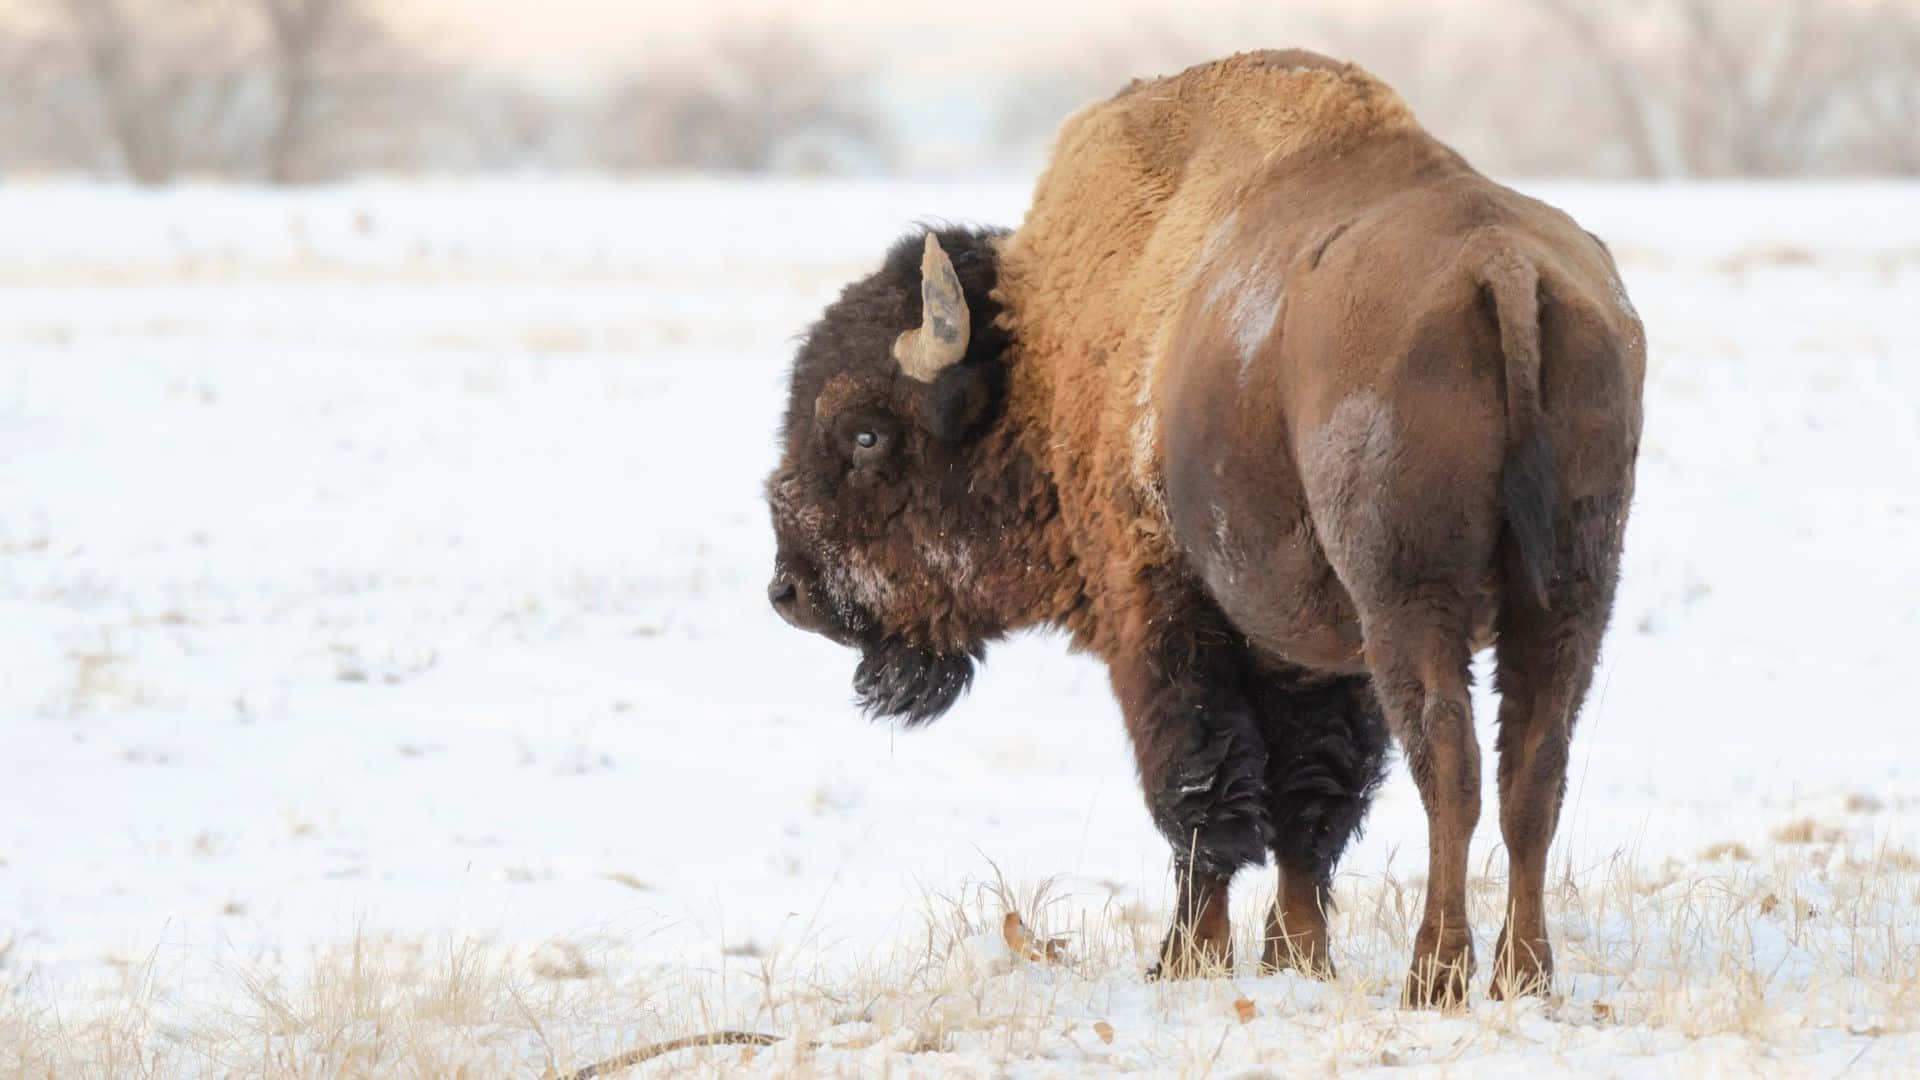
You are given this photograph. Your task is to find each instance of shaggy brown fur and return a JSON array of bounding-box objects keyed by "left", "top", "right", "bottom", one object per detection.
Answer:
[{"left": 767, "top": 49, "right": 1644, "bottom": 1005}]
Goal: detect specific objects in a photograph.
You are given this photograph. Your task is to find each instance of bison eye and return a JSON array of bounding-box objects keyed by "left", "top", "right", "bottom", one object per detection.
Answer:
[
  {"left": 835, "top": 412, "right": 897, "bottom": 466},
  {"left": 850, "top": 427, "right": 891, "bottom": 463}
]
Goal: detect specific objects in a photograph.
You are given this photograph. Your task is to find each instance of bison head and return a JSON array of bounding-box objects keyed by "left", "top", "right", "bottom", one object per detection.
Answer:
[{"left": 765, "top": 226, "right": 1015, "bottom": 726}]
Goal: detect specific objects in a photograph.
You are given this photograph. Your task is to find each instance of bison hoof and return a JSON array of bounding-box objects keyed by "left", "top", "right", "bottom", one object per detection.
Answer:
[
  {"left": 1149, "top": 935, "right": 1232, "bottom": 981},
  {"left": 1258, "top": 935, "right": 1335, "bottom": 980},
  {"left": 1488, "top": 930, "right": 1553, "bottom": 1000},
  {"left": 1402, "top": 929, "right": 1474, "bottom": 1010}
]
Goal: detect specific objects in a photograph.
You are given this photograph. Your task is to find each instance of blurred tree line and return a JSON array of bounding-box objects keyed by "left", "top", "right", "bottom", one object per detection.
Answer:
[
  {"left": 990, "top": 0, "right": 1920, "bottom": 179},
  {"left": 0, "top": 0, "right": 1914, "bottom": 184}
]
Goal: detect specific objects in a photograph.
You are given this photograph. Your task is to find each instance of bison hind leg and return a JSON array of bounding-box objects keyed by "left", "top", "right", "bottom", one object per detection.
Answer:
[
  {"left": 1489, "top": 491, "right": 1625, "bottom": 1000},
  {"left": 1352, "top": 592, "right": 1483, "bottom": 1008}
]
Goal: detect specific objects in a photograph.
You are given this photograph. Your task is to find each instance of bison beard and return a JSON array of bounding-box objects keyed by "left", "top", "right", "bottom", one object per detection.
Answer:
[{"left": 852, "top": 640, "right": 976, "bottom": 727}]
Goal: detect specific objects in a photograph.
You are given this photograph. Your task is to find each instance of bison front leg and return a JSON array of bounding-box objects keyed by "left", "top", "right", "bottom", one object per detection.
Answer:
[
  {"left": 1137, "top": 686, "right": 1269, "bottom": 979},
  {"left": 1112, "top": 609, "right": 1273, "bottom": 980},
  {"left": 1260, "top": 865, "right": 1332, "bottom": 977},
  {"left": 1251, "top": 672, "right": 1390, "bottom": 978},
  {"left": 1154, "top": 860, "right": 1234, "bottom": 979}
]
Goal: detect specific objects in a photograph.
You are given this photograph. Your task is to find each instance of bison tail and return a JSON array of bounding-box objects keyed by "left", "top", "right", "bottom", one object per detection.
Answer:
[{"left": 1478, "top": 244, "right": 1556, "bottom": 610}]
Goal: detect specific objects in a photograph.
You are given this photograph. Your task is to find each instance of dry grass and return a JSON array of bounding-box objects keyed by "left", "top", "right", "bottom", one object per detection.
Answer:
[
  {"left": 7, "top": 841, "right": 1920, "bottom": 1076},
  {"left": 1848, "top": 793, "right": 1889, "bottom": 815},
  {"left": 1773, "top": 817, "right": 1851, "bottom": 845}
]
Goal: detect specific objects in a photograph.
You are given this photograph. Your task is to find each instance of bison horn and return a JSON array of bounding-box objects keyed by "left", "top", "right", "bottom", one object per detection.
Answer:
[{"left": 892, "top": 232, "right": 971, "bottom": 381}]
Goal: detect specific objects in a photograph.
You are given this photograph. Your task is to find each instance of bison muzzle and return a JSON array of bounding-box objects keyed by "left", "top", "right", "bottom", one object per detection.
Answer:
[{"left": 764, "top": 49, "right": 1644, "bottom": 1007}]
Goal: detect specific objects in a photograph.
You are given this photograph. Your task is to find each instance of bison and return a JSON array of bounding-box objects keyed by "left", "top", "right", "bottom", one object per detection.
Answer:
[{"left": 765, "top": 49, "right": 1644, "bottom": 1006}]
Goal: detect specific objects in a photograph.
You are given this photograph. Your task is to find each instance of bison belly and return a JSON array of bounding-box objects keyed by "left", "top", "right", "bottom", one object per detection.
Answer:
[{"left": 1162, "top": 363, "right": 1367, "bottom": 675}]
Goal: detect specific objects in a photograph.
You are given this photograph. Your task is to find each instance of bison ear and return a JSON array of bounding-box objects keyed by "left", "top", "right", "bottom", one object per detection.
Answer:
[
  {"left": 924, "top": 362, "right": 997, "bottom": 444},
  {"left": 893, "top": 233, "right": 971, "bottom": 382}
]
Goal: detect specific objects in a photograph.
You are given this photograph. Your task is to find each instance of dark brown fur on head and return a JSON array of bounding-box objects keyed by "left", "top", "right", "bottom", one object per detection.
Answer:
[{"left": 766, "top": 225, "right": 1055, "bottom": 726}]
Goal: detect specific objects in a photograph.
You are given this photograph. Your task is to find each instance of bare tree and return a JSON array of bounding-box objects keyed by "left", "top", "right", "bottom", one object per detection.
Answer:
[
  {"left": 1532, "top": 0, "right": 1890, "bottom": 177},
  {"left": 51, "top": 0, "right": 261, "bottom": 184},
  {"left": 1682, "top": 0, "right": 1859, "bottom": 175},
  {"left": 255, "top": 0, "right": 418, "bottom": 183},
  {"left": 1531, "top": 0, "right": 1667, "bottom": 177},
  {"left": 598, "top": 21, "right": 891, "bottom": 173},
  {"left": 15, "top": 0, "right": 428, "bottom": 183},
  {"left": 1836, "top": 1, "right": 1920, "bottom": 173},
  {"left": 260, "top": 0, "right": 339, "bottom": 183},
  {"left": 0, "top": 22, "right": 57, "bottom": 172},
  {"left": 447, "top": 78, "right": 570, "bottom": 170},
  {"left": 989, "top": 16, "right": 1217, "bottom": 167}
]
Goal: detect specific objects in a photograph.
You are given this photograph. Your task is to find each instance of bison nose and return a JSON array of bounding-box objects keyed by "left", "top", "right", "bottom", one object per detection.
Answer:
[{"left": 768, "top": 576, "right": 800, "bottom": 616}]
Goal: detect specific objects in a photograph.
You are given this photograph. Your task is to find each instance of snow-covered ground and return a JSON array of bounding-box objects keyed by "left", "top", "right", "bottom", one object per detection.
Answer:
[{"left": 2, "top": 179, "right": 1918, "bottom": 1075}]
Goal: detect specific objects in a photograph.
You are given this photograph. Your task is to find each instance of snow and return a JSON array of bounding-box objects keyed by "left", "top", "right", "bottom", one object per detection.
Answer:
[{"left": 2, "top": 178, "right": 1918, "bottom": 1074}]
